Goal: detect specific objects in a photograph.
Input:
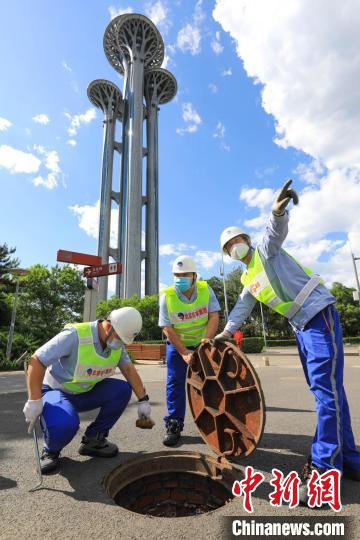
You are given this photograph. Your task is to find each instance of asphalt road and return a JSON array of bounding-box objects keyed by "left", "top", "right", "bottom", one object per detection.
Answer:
[{"left": 0, "top": 350, "right": 359, "bottom": 540}]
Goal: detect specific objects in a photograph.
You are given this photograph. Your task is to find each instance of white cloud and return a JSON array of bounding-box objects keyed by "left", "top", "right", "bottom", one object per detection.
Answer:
[
  {"left": 213, "top": 0, "right": 360, "bottom": 170},
  {"left": 176, "top": 0, "right": 205, "bottom": 55},
  {"left": 0, "top": 143, "right": 63, "bottom": 190},
  {"left": 0, "top": 145, "right": 41, "bottom": 174},
  {"left": 32, "top": 114, "right": 50, "bottom": 125},
  {"left": 211, "top": 31, "right": 224, "bottom": 54},
  {"left": 65, "top": 108, "right": 96, "bottom": 137},
  {"left": 160, "top": 243, "right": 197, "bottom": 256},
  {"left": 195, "top": 250, "right": 222, "bottom": 269},
  {"left": 32, "top": 145, "right": 63, "bottom": 190},
  {"left": 213, "top": 121, "right": 225, "bottom": 138},
  {"left": 62, "top": 61, "right": 72, "bottom": 72},
  {"left": 145, "top": 1, "right": 171, "bottom": 34},
  {"left": 209, "top": 83, "right": 218, "bottom": 94},
  {"left": 108, "top": 5, "right": 133, "bottom": 19},
  {"left": 177, "top": 23, "right": 201, "bottom": 55},
  {"left": 240, "top": 186, "right": 275, "bottom": 209},
  {"left": 182, "top": 102, "right": 201, "bottom": 124},
  {"left": 221, "top": 68, "right": 232, "bottom": 76},
  {"left": 0, "top": 117, "right": 12, "bottom": 131},
  {"left": 176, "top": 102, "right": 201, "bottom": 135},
  {"left": 294, "top": 160, "right": 325, "bottom": 186},
  {"left": 213, "top": 0, "right": 360, "bottom": 286},
  {"left": 67, "top": 139, "right": 77, "bottom": 147},
  {"left": 69, "top": 200, "right": 119, "bottom": 246},
  {"left": 33, "top": 174, "right": 58, "bottom": 190}
]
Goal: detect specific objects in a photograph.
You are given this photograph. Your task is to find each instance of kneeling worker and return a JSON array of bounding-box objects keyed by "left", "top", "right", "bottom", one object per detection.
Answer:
[
  {"left": 159, "top": 255, "right": 220, "bottom": 446},
  {"left": 23, "top": 307, "right": 153, "bottom": 473}
]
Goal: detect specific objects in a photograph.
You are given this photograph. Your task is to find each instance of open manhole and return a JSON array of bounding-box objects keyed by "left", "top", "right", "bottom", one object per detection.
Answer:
[
  {"left": 104, "top": 451, "right": 237, "bottom": 517},
  {"left": 104, "top": 341, "right": 266, "bottom": 518}
]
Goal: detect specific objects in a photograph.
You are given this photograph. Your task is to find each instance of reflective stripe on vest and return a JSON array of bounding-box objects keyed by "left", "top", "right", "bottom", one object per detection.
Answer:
[
  {"left": 164, "top": 281, "right": 210, "bottom": 346},
  {"left": 241, "top": 248, "right": 323, "bottom": 320},
  {"left": 62, "top": 322, "right": 119, "bottom": 393}
]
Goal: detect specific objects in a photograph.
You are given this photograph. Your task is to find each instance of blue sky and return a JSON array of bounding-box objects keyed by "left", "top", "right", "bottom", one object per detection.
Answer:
[{"left": 1, "top": 0, "right": 360, "bottom": 293}]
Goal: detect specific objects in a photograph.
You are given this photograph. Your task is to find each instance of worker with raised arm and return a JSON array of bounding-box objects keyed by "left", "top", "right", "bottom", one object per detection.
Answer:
[
  {"left": 23, "top": 307, "right": 153, "bottom": 473},
  {"left": 159, "top": 255, "right": 220, "bottom": 446},
  {"left": 215, "top": 180, "right": 360, "bottom": 504}
]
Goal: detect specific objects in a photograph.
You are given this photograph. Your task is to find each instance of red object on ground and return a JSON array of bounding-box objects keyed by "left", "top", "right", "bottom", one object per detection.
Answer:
[
  {"left": 83, "top": 262, "right": 122, "bottom": 278},
  {"left": 57, "top": 250, "right": 102, "bottom": 266},
  {"left": 234, "top": 330, "right": 244, "bottom": 349}
]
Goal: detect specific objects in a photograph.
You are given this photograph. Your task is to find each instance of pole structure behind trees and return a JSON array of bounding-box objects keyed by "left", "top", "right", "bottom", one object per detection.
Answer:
[
  {"left": 104, "top": 14, "right": 164, "bottom": 298},
  {"left": 87, "top": 80, "right": 123, "bottom": 302},
  {"left": 144, "top": 68, "right": 177, "bottom": 295}
]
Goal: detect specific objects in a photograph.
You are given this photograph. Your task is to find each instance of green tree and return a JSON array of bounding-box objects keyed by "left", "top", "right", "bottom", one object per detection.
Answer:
[
  {"left": 15, "top": 264, "right": 85, "bottom": 347},
  {"left": 331, "top": 282, "right": 360, "bottom": 336},
  {"left": 96, "top": 294, "right": 162, "bottom": 341},
  {"left": 0, "top": 243, "right": 19, "bottom": 327}
]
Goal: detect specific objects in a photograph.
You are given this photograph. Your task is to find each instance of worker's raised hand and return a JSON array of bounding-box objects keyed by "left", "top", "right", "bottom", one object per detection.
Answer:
[
  {"left": 272, "top": 179, "right": 299, "bottom": 216},
  {"left": 23, "top": 399, "right": 43, "bottom": 434},
  {"left": 213, "top": 330, "right": 232, "bottom": 344}
]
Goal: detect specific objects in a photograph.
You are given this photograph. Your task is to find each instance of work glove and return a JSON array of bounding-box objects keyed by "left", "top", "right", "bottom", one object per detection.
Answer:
[
  {"left": 272, "top": 179, "right": 299, "bottom": 216},
  {"left": 136, "top": 400, "right": 155, "bottom": 429},
  {"left": 213, "top": 330, "right": 232, "bottom": 344},
  {"left": 23, "top": 399, "right": 43, "bottom": 434},
  {"left": 138, "top": 400, "right": 151, "bottom": 419},
  {"left": 181, "top": 349, "right": 194, "bottom": 365}
]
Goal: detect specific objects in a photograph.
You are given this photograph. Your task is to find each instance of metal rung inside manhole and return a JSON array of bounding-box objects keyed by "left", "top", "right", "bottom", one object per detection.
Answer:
[{"left": 104, "top": 450, "right": 240, "bottom": 518}]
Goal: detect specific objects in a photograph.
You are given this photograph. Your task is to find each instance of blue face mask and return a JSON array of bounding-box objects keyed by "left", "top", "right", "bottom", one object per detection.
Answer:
[{"left": 174, "top": 276, "right": 193, "bottom": 293}]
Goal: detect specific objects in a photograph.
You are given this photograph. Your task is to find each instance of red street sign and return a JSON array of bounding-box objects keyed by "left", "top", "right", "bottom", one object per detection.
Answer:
[
  {"left": 57, "top": 250, "right": 102, "bottom": 267},
  {"left": 83, "top": 262, "right": 122, "bottom": 278}
]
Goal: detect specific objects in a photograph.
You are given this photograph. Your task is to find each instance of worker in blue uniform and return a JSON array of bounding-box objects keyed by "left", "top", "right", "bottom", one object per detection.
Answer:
[
  {"left": 215, "top": 180, "right": 360, "bottom": 504},
  {"left": 23, "top": 307, "right": 153, "bottom": 473},
  {"left": 159, "top": 255, "right": 220, "bottom": 446}
]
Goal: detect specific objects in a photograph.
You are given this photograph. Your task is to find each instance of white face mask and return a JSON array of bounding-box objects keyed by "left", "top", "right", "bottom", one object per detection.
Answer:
[
  {"left": 107, "top": 337, "right": 122, "bottom": 350},
  {"left": 230, "top": 243, "right": 250, "bottom": 260}
]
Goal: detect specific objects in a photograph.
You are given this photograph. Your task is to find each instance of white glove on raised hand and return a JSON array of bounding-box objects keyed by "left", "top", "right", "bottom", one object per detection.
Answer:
[
  {"left": 137, "top": 400, "right": 151, "bottom": 419},
  {"left": 23, "top": 399, "right": 43, "bottom": 433}
]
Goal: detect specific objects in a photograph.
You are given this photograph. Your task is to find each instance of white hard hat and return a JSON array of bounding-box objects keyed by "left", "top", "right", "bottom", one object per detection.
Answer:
[
  {"left": 109, "top": 307, "right": 142, "bottom": 344},
  {"left": 220, "top": 226, "right": 248, "bottom": 253},
  {"left": 172, "top": 255, "right": 197, "bottom": 274}
]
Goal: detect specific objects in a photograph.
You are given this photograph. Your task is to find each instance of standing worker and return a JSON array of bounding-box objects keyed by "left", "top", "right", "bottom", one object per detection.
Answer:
[
  {"left": 23, "top": 307, "right": 153, "bottom": 473},
  {"left": 215, "top": 180, "right": 360, "bottom": 503},
  {"left": 159, "top": 255, "right": 220, "bottom": 446}
]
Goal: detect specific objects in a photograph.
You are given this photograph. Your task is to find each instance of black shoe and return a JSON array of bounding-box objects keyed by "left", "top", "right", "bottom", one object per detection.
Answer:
[
  {"left": 343, "top": 464, "right": 360, "bottom": 481},
  {"left": 40, "top": 449, "right": 60, "bottom": 474},
  {"left": 163, "top": 419, "right": 181, "bottom": 447},
  {"left": 299, "top": 459, "right": 327, "bottom": 507},
  {"left": 78, "top": 433, "right": 118, "bottom": 457}
]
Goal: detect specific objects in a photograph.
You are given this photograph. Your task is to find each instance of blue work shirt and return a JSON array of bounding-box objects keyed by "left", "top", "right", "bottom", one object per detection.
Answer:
[
  {"left": 225, "top": 212, "right": 336, "bottom": 333},
  {"left": 158, "top": 283, "right": 220, "bottom": 327},
  {"left": 36, "top": 320, "right": 131, "bottom": 393}
]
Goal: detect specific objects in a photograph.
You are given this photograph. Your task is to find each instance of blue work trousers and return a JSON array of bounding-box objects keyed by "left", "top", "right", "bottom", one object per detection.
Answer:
[
  {"left": 40, "top": 378, "right": 132, "bottom": 453},
  {"left": 295, "top": 305, "right": 360, "bottom": 472},
  {"left": 164, "top": 343, "right": 197, "bottom": 430}
]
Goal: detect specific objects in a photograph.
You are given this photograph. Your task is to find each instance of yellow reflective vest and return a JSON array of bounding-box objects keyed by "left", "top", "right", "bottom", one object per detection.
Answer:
[
  {"left": 241, "top": 247, "right": 323, "bottom": 320},
  {"left": 63, "top": 322, "right": 119, "bottom": 393},
  {"left": 163, "top": 281, "right": 210, "bottom": 346}
]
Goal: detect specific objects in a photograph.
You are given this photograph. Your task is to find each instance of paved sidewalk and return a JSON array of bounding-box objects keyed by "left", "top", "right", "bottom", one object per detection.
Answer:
[{"left": 0, "top": 349, "right": 359, "bottom": 540}]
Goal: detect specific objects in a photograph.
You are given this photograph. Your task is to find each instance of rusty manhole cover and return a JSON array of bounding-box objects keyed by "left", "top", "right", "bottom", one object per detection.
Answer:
[
  {"left": 186, "top": 340, "right": 265, "bottom": 458},
  {"left": 104, "top": 342, "right": 265, "bottom": 518},
  {"left": 104, "top": 451, "right": 238, "bottom": 517}
]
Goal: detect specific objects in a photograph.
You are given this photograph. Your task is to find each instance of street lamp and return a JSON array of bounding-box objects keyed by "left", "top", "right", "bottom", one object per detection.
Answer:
[
  {"left": 6, "top": 268, "right": 29, "bottom": 360},
  {"left": 350, "top": 252, "right": 360, "bottom": 305}
]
